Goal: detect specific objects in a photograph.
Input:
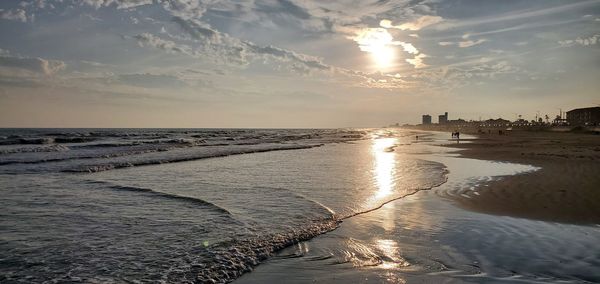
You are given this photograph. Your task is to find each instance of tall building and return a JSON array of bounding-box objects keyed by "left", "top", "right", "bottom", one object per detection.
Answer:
[
  {"left": 438, "top": 112, "right": 448, "bottom": 124},
  {"left": 567, "top": 107, "right": 600, "bottom": 126},
  {"left": 422, "top": 115, "right": 432, "bottom": 125}
]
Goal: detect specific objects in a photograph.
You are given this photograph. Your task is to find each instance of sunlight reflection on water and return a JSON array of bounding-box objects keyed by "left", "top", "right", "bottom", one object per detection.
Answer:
[{"left": 372, "top": 137, "right": 397, "bottom": 199}]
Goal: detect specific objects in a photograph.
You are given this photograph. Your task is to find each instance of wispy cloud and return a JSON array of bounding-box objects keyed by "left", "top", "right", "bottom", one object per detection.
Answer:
[
  {"left": 81, "top": 0, "right": 153, "bottom": 10},
  {"left": 435, "top": 0, "right": 600, "bottom": 30},
  {"left": 406, "top": 53, "right": 427, "bottom": 68},
  {"left": 438, "top": 39, "right": 487, "bottom": 48},
  {"left": 132, "top": 33, "right": 198, "bottom": 57},
  {"left": 0, "top": 54, "right": 65, "bottom": 76},
  {"left": 380, "top": 15, "right": 443, "bottom": 31},
  {"left": 459, "top": 39, "right": 487, "bottom": 47}
]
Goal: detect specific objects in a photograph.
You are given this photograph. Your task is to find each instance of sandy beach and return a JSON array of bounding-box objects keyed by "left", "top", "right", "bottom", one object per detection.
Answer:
[{"left": 444, "top": 130, "right": 600, "bottom": 224}]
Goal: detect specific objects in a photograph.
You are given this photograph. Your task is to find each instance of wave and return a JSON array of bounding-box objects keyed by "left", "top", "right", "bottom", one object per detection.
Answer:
[
  {"left": 82, "top": 180, "right": 341, "bottom": 283},
  {"left": 106, "top": 184, "right": 233, "bottom": 216},
  {"left": 172, "top": 173, "right": 450, "bottom": 283},
  {"left": 0, "top": 149, "right": 163, "bottom": 165},
  {"left": 178, "top": 217, "right": 341, "bottom": 283},
  {"left": 0, "top": 144, "right": 70, "bottom": 155},
  {"left": 0, "top": 137, "right": 55, "bottom": 145},
  {"left": 0, "top": 137, "right": 96, "bottom": 146},
  {"left": 64, "top": 144, "right": 323, "bottom": 173}
]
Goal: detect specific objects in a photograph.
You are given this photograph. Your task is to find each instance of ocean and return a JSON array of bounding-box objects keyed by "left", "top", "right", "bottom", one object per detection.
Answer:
[{"left": 1, "top": 128, "right": 599, "bottom": 283}]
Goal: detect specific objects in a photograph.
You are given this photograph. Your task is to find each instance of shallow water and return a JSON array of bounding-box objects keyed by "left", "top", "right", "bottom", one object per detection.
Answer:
[{"left": 1, "top": 128, "right": 598, "bottom": 283}]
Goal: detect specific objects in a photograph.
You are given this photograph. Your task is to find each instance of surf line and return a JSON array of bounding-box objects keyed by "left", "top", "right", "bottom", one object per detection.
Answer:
[{"left": 339, "top": 176, "right": 449, "bottom": 221}]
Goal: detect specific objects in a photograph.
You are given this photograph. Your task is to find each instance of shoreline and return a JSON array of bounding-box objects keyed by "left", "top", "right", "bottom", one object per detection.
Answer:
[{"left": 441, "top": 129, "right": 600, "bottom": 225}]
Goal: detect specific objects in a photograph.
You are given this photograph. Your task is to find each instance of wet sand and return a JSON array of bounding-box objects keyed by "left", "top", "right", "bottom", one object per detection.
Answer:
[{"left": 445, "top": 130, "right": 600, "bottom": 224}]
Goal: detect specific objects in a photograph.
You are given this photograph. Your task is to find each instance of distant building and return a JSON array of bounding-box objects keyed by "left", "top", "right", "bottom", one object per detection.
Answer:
[
  {"left": 567, "top": 107, "right": 600, "bottom": 126},
  {"left": 438, "top": 112, "right": 448, "bottom": 124},
  {"left": 483, "top": 118, "right": 511, "bottom": 127},
  {"left": 422, "top": 115, "right": 432, "bottom": 125},
  {"left": 448, "top": 118, "right": 466, "bottom": 125}
]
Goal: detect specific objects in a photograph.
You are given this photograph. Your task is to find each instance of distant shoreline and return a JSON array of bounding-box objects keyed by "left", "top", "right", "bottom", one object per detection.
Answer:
[{"left": 399, "top": 124, "right": 600, "bottom": 135}]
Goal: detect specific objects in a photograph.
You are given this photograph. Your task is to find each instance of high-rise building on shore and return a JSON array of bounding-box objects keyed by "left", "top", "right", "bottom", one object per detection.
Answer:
[
  {"left": 567, "top": 107, "right": 600, "bottom": 126},
  {"left": 438, "top": 112, "right": 448, "bottom": 124},
  {"left": 422, "top": 115, "right": 432, "bottom": 125}
]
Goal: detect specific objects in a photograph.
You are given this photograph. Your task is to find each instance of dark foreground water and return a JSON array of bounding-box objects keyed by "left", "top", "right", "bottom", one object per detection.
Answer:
[{"left": 0, "top": 128, "right": 598, "bottom": 283}]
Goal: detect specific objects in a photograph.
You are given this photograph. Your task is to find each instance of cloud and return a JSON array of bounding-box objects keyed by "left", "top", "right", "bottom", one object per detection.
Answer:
[
  {"left": 160, "top": 0, "right": 210, "bottom": 19},
  {"left": 380, "top": 15, "right": 443, "bottom": 31},
  {"left": 458, "top": 39, "right": 487, "bottom": 48},
  {"left": 438, "top": 39, "right": 487, "bottom": 48},
  {"left": 81, "top": 0, "right": 153, "bottom": 10},
  {"left": 256, "top": 0, "right": 312, "bottom": 20},
  {"left": 132, "top": 33, "right": 197, "bottom": 57},
  {"left": 397, "top": 42, "right": 419, "bottom": 54},
  {"left": 352, "top": 28, "right": 393, "bottom": 53},
  {"left": 131, "top": 30, "right": 330, "bottom": 73},
  {"left": 172, "top": 16, "right": 220, "bottom": 42},
  {"left": 559, "top": 34, "right": 599, "bottom": 47},
  {"left": 406, "top": 53, "right": 427, "bottom": 68},
  {"left": 0, "top": 55, "right": 66, "bottom": 75},
  {"left": 0, "top": 9, "right": 29, "bottom": 22},
  {"left": 243, "top": 43, "right": 330, "bottom": 71},
  {"left": 352, "top": 28, "right": 420, "bottom": 55}
]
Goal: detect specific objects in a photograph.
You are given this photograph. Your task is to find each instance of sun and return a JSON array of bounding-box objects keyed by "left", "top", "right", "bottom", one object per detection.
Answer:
[
  {"left": 370, "top": 44, "right": 395, "bottom": 69},
  {"left": 353, "top": 28, "right": 397, "bottom": 70}
]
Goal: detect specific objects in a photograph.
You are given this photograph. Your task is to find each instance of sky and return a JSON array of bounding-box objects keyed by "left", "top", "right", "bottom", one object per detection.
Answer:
[{"left": 0, "top": 0, "right": 598, "bottom": 128}]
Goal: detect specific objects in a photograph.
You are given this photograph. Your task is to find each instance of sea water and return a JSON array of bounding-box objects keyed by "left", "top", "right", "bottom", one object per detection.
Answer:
[{"left": 1, "top": 128, "right": 598, "bottom": 283}]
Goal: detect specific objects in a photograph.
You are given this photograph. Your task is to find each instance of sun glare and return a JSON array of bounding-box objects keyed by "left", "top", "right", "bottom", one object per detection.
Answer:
[
  {"left": 371, "top": 45, "right": 395, "bottom": 69},
  {"left": 353, "top": 28, "right": 397, "bottom": 70},
  {"left": 372, "top": 137, "right": 397, "bottom": 199}
]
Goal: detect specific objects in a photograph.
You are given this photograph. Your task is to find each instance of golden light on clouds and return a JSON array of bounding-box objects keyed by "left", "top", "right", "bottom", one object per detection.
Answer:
[
  {"left": 352, "top": 26, "right": 426, "bottom": 70},
  {"left": 352, "top": 28, "right": 397, "bottom": 70}
]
